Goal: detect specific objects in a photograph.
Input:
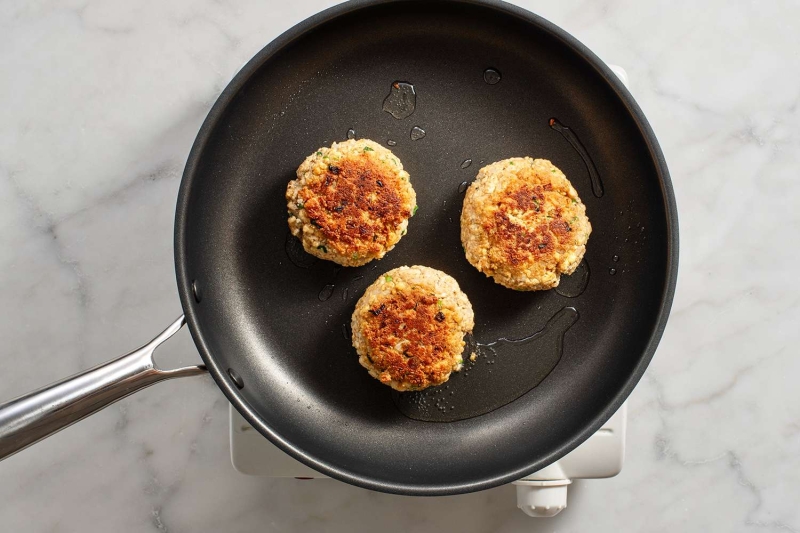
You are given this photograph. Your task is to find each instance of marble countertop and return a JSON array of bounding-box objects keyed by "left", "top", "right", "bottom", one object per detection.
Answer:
[{"left": 1, "top": 0, "right": 798, "bottom": 531}]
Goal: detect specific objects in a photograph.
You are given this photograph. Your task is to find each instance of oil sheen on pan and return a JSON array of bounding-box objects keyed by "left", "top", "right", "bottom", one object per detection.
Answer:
[{"left": 392, "top": 307, "right": 579, "bottom": 422}]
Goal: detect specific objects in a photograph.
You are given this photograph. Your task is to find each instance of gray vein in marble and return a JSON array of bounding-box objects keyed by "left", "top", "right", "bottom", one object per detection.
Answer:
[
  {"left": 729, "top": 454, "right": 800, "bottom": 533},
  {"left": 114, "top": 394, "right": 226, "bottom": 533},
  {"left": 1, "top": 0, "right": 799, "bottom": 531},
  {"left": 1, "top": 166, "right": 92, "bottom": 372},
  {"left": 648, "top": 375, "right": 799, "bottom": 532},
  {"left": 151, "top": 507, "right": 169, "bottom": 533},
  {"left": 58, "top": 159, "right": 182, "bottom": 229}
]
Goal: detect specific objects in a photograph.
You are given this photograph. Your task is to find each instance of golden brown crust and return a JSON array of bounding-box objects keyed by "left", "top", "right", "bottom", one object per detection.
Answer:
[
  {"left": 351, "top": 266, "right": 474, "bottom": 391},
  {"left": 487, "top": 182, "right": 576, "bottom": 268},
  {"left": 461, "top": 158, "right": 591, "bottom": 291},
  {"left": 286, "top": 139, "right": 415, "bottom": 266},
  {"left": 300, "top": 157, "right": 411, "bottom": 259},
  {"left": 360, "top": 288, "right": 452, "bottom": 389}
]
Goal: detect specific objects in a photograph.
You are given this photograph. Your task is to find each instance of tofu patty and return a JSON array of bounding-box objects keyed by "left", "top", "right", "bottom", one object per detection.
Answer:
[
  {"left": 351, "top": 266, "right": 474, "bottom": 391},
  {"left": 286, "top": 139, "right": 416, "bottom": 267},
  {"left": 460, "top": 158, "right": 591, "bottom": 291}
]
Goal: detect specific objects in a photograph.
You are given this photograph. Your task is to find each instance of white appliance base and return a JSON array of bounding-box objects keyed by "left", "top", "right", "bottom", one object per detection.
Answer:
[{"left": 230, "top": 402, "right": 626, "bottom": 518}]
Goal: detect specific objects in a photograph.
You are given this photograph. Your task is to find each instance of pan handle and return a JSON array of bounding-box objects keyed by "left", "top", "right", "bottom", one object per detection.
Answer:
[{"left": 0, "top": 316, "right": 206, "bottom": 461}]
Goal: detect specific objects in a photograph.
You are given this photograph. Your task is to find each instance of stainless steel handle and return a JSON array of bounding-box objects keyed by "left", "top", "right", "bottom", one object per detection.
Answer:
[{"left": 0, "top": 316, "right": 206, "bottom": 461}]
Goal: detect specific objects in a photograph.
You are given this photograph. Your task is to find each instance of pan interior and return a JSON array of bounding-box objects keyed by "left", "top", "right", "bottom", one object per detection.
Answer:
[{"left": 177, "top": 1, "right": 673, "bottom": 493}]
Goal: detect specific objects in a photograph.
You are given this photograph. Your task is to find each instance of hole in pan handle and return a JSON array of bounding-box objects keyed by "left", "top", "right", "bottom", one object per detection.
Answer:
[{"left": 0, "top": 316, "right": 206, "bottom": 461}]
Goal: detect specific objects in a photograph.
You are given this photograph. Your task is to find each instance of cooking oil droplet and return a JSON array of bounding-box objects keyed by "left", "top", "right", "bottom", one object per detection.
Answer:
[
  {"left": 341, "top": 286, "right": 349, "bottom": 301},
  {"left": 483, "top": 68, "right": 501, "bottom": 85},
  {"left": 460, "top": 159, "right": 472, "bottom": 169},
  {"left": 609, "top": 268, "right": 617, "bottom": 275},
  {"left": 346, "top": 128, "right": 356, "bottom": 140},
  {"left": 554, "top": 259, "right": 590, "bottom": 298},
  {"left": 549, "top": 118, "right": 604, "bottom": 198},
  {"left": 382, "top": 81, "right": 416, "bottom": 119},
  {"left": 387, "top": 139, "right": 397, "bottom": 146},
  {"left": 393, "top": 307, "right": 578, "bottom": 422},
  {"left": 341, "top": 323, "right": 351, "bottom": 340},
  {"left": 458, "top": 181, "right": 469, "bottom": 194},
  {"left": 410, "top": 126, "right": 426, "bottom": 141},
  {"left": 318, "top": 284, "right": 335, "bottom": 301},
  {"left": 285, "top": 232, "right": 317, "bottom": 268},
  {"left": 612, "top": 255, "right": 619, "bottom": 262}
]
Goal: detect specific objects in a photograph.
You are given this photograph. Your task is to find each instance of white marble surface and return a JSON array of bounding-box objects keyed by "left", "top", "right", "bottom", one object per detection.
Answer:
[{"left": 1, "top": 0, "right": 798, "bottom": 531}]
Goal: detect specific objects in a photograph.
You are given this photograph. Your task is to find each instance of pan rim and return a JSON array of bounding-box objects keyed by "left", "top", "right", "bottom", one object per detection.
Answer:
[{"left": 174, "top": 0, "right": 679, "bottom": 495}]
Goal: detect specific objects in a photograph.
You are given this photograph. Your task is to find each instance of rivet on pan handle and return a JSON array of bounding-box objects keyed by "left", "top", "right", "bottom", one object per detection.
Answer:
[{"left": 0, "top": 316, "right": 206, "bottom": 461}]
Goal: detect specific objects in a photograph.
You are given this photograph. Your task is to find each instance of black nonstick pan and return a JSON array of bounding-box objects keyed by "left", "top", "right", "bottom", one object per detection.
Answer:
[{"left": 0, "top": 0, "right": 678, "bottom": 495}]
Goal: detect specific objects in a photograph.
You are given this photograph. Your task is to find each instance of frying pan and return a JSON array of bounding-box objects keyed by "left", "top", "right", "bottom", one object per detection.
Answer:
[{"left": 0, "top": 0, "right": 678, "bottom": 495}]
